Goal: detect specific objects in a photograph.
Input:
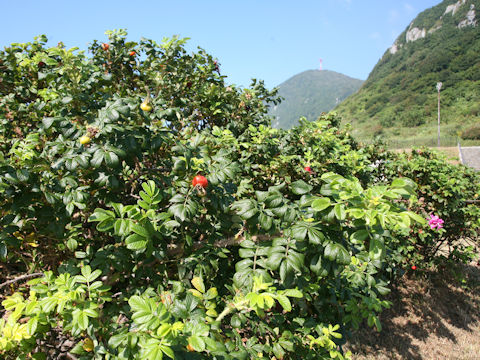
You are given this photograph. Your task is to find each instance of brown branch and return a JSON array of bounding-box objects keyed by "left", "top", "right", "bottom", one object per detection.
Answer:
[
  {"left": 0, "top": 273, "right": 43, "bottom": 290},
  {"left": 166, "top": 233, "right": 279, "bottom": 257}
]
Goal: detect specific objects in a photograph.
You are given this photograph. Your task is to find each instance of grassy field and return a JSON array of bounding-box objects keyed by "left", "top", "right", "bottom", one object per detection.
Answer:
[{"left": 345, "top": 262, "right": 480, "bottom": 360}]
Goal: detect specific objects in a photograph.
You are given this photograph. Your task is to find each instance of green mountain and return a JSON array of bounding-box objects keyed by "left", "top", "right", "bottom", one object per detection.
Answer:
[
  {"left": 335, "top": 0, "right": 480, "bottom": 146},
  {"left": 269, "top": 70, "right": 363, "bottom": 129}
]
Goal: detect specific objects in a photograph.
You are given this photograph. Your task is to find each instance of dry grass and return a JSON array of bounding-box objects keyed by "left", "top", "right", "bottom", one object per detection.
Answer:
[{"left": 345, "top": 263, "right": 480, "bottom": 360}]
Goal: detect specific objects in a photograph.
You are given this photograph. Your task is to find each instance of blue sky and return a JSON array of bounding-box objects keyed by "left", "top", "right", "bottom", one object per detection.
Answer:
[{"left": 0, "top": 0, "right": 441, "bottom": 89}]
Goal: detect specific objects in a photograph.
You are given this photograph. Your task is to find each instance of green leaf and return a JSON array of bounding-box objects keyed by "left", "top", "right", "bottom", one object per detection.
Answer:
[
  {"left": 159, "top": 344, "right": 174, "bottom": 359},
  {"left": 96, "top": 218, "right": 115, "bottom": 232},
  {"left": 26, "top": 317, "right": 38, "bottom": 335},
  {"left": 324, "top": 243, "right": 350, "bottom": 265},
  {"left": 265, "top": 193, "right": 283, "bottom": 208},
  {"left": 42, "top": 117, "right": 56, "bottom": 129},
  {"left": 0, "top": 243, "right": 7, "bottom": 261},
  {"left": 108, "top": 333, "right": 127, "bottom": 348},
  {"left": 275, "top": 295, "right": 291, "bottom": 312},
  {"left": 169, "top": 203, "right": 188, "bottom": 221},
  {"left": 350, "top": 230, "right": 369, "bottom": 244},
  {"left": 125, "top": 234, "right": 148, "bottom": 250},
  {"left": 129, "top": 296, "right": 149, "bottom": 313},
  {"left": 273, "top": 343, "right": 286, "bottom": 359},
  {"left": 290, "top": 224, "right": 307, "bottom": 241},
  {"left": 89, "top": 208, "right": 115, "bottom": 223},
  {"left": 266, "top": 252, "right": 284, "bottom": 270},
  {"left": 259, "top": 212, "right": 273, "bottom": 231},
  {"left": 191, "top": 277, "right": 205, "bottom": 293},
  {"left": 114, "top": 219, "right": 131, "bottom": 236},
  {"left": 282, "top": 289, "right": 303, "bottom": 298},
  {"left": 188, "top": 335, "right": 206, "bottom": 352},
  {"left": 205, "top": 287, "right": 218, "bottom": 300},
  {"left": 406, "top": 211, "right": 427, "bottom": 225},
  {"left": 307, "top": 227, "right": 325, "bottom": 245},
  {"left": 91, "top": 149, "right": 105, "bottom": 168},
  {"left": 391, "top": 177, "right": 416, "bottom": 191},
  {"left": 143, "top": 341, "right": 164, "bottom": 360},
  {"left": 334, "top": 203, "right": 346, "bottom": 220},
  {"left": 290, "top": 180, "right": 313, "bottom": 195},
  {"left": 131, "top": 223, "right": 150, "bottom": 238},
  {"left": 312, "top": 197, "right": 331, "bottom": 211},
  {"left": 231, "top": 199, "right": 258, "bottom": 220},
  {"left": 105, "top": 151, "right": 119, "bottom": 167},
  {"left": 75, "top": 310, "right": 89, "bottom": 330},
  {"left": 238, "top": 248, "right": 255, "bottom": 258},
  {"left": 369, "top": 237, "right": 386, "bottom": 260},
  {"left": 62, "top": 96, "right": 73, "bottom": 104}
]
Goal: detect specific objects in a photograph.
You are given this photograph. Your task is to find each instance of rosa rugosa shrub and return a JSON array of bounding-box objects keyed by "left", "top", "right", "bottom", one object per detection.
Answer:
[
  {"left": 2, "top": 170, "right": 421, "bottom": 359},
  {"left": 0, "top": 29, "right": 474, "bottom": 359},
  {"left": 375, "top": 147, "right": 480, "bottom": 267},
  {"left": 0, "top": 30, "right": 279, "bottom": 271}
]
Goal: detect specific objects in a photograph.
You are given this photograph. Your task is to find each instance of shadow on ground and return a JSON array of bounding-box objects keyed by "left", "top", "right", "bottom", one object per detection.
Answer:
[{"left": 345, "top": 263, "right": 480, "bottom": 360}]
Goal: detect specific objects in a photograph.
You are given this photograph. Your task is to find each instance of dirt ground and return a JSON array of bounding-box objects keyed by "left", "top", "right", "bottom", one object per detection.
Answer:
[{"left": 345, "top": 262, "right": 480, "bottom": 360}]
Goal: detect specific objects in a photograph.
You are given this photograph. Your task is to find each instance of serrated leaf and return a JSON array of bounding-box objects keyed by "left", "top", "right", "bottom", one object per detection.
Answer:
[
  {"left": 131, "top": 223, "right": 149, "bottom": 238},
  {"left": 307, "top": 227, "right": 325, "bottom": 244},
  {"left": 125, "top": 234, "right": 148, "bottom": 250},
  {"left": 290, "top": 180, "right": 313, "bottom": 195}
]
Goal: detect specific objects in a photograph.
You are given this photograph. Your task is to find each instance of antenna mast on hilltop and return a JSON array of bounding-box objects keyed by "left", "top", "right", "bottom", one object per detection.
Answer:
[{"left": 319, "top": 58, "right": 323, "bottom": 71}]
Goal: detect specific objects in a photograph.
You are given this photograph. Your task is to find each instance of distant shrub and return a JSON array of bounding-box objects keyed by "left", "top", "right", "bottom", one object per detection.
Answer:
[
  {"left": 399, "top": 109, "right": 426, "bottom": 127},
  {"left": 371, "top": 123, "right": 384, "bottom": 136},
  {"left": 461, "top": 123, "right": 480, "bottom": 140}
]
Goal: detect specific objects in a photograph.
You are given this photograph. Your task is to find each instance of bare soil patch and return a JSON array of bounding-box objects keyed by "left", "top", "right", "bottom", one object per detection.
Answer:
[{"left": 345, "top": 263, "right": 480, "bottom": 360}]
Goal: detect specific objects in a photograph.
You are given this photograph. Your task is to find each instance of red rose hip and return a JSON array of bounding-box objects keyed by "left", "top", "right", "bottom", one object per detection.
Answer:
[
  {"left": 192, "top": 175, "right": 208, "bottom": 188},
  {"left": 411, "top": 265, "right": 417, "bottom": 270},
  {"left": 304, "top": 166, "right": 312, "bottom": 173}
]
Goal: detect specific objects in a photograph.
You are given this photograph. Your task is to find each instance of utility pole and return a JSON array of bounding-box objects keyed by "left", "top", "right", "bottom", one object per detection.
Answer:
[{"left": 436, "top": 82, "right": 442, "bottom": 148}]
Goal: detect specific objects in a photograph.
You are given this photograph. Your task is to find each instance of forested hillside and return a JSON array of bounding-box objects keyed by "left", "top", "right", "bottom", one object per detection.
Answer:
[
  {"left": 335, "top": 0, "right": 480, "bottom": 145},
  {"left": 269, "top": 70, "right": 363, "bottom": 129}
]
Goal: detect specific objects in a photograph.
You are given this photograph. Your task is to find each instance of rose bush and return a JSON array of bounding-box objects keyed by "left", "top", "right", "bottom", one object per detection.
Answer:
[{"left": 0, "top": 30, "right": 479, "bottom": 359}]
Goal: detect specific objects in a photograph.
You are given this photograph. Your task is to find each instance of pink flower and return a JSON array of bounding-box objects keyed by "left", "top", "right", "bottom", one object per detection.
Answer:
[{"left": 428, "top": 214, "right": 444, "bottom": 230}]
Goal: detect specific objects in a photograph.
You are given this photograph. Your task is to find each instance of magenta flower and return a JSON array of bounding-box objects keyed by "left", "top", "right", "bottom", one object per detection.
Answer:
[{"left": 428, "top": 214, "right": 444, "bottom": 230}]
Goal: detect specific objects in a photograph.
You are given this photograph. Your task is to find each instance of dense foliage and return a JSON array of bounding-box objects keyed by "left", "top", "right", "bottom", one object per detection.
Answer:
[
  {"left": 268, "top": 70, "right": 363, "bottom": 129},
  {"left": 335, "top": 0, "right": 480, "bottom": 144},
  {"left": 1, "top": 31, "right": 479, "bottom": 360},
  {"left": 371, "top": 145, "right": 480, "bottom": 267}
]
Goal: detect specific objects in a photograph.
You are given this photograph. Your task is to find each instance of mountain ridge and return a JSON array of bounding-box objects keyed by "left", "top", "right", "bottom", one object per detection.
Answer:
[
  {"left": 335, "top": 0, "right": 480, "bottom": 145},
  {"left": 269, "top": 69, "right": 363, "bottom": 129}
]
